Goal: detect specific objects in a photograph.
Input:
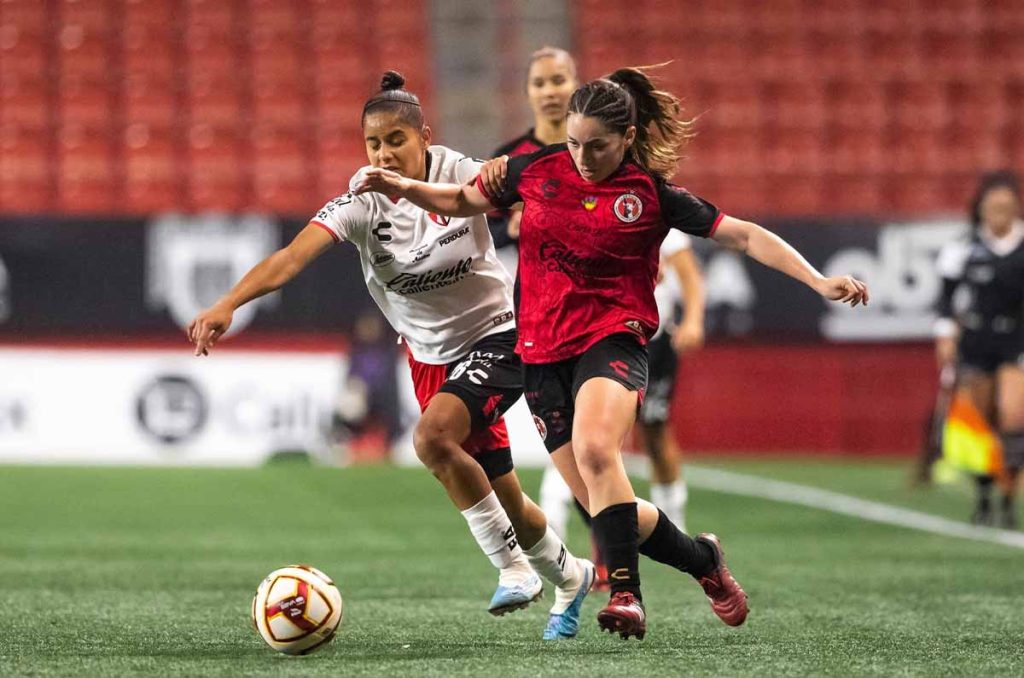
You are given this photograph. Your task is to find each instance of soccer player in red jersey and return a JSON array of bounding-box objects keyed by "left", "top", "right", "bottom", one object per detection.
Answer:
[
  {"left": 490, "top": 46, "right": 614, "bottom": 587},
  {"left": 355, "top": 66, "right": 869, "bottom": 639}
]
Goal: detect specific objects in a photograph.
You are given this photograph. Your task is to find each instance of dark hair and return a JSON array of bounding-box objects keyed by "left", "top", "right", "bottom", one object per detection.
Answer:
[
  {"left": 567, "top": 64, "right": 693, "bottom": 180},
  {"left": 969, "top": 169, "right": 1022, "bottom": 229},
  {"left": 361, "top": 71, "right": 424, "bottom": 128}
]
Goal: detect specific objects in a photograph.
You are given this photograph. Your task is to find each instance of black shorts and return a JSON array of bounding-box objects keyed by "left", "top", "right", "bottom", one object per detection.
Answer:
[
  {"left": 639, "top": 331, "right": 678, "bottom": 425},
  {"left": 959, "top": 332, "right": 1024, "bottom": 374},
  {"left": 523, "top": 332, "right": 648, "bottom": 453},
  {"left": 409, "top": 329, "right": 522, "bottom": 479}
]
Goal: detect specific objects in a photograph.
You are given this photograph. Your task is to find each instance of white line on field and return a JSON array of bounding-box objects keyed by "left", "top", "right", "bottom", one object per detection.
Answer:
[{"left": 687, "top": 466, "right": 1024, "bottom": 550}]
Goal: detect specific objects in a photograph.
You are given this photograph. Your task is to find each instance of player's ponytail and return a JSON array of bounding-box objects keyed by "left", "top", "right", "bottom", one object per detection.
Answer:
[
  {"left": 361, "top": 70, "right": 425, "bottom": 129},
  {"left": 569, "top": 64, "right": 693, "bottom": 180}
]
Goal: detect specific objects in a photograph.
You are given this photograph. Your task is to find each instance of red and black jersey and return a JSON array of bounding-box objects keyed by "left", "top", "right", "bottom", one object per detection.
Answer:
[
  {"left": 487, "top": 130, "right": 545, "bottom": 249},
  {"left": 475, "top": 143, "right": 723, "bottom": 364}
]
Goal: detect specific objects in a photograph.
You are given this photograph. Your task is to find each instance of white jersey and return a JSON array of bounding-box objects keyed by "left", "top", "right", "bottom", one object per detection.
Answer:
[
  {"left": 653, "top": 230, "right": 692, "bottom": 338},
  {"left": 311, "top": 145, "right": 515, "bottom": 365}
]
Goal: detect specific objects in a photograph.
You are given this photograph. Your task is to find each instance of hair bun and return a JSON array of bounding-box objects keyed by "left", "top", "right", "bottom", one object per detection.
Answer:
[{"left": 380, "top": 71, "right": 406, "bottom": 91}]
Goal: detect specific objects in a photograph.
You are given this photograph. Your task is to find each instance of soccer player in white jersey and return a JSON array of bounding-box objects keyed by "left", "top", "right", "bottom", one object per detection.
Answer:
[
  {"left": 188, "top": 72, "right": 594, "bottom": 640},
  {"left": 539, "top": 230, "right": 704, "bottom": 542}
]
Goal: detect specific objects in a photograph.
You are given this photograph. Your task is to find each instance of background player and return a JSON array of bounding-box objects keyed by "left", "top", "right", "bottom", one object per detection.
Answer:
[
  {"left": 935, "top": 170, "right": 1024, "bottom": 528},
  {"left": 640, "top": 229, "right": 706, "bottom": 532},
  {"left": 355, "top": 65, "right": 869, "bottom": 639},
  {"left": 188, "top": 72, "right": 594, "bottom": 639}
]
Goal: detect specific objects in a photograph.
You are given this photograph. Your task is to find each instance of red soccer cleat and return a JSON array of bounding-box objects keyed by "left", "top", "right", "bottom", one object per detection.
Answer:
[
  {"left": 596, "top": 591, "right": 646, "bottom": 640},
  {"left": 694, "top": 533, "right": 749, "bottom": 627}
]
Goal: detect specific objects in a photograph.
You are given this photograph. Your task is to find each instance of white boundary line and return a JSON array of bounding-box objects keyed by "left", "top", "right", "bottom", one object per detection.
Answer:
[{"left": 687, "top": 466, "right": 1024, "bottom": 550}]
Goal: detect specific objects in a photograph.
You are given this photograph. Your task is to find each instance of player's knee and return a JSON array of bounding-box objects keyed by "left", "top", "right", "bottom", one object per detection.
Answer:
[
  {"left": 412, "top": 418, "right": 459, "bottom": 470},
  {"left": 574, "top": 437, "right": 617, "bottom": 478}
]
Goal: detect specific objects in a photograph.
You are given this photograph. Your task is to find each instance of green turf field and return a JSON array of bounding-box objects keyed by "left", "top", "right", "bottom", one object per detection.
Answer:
[{"left": 1, "top": 459, "right": 1020, "bottom": 677}]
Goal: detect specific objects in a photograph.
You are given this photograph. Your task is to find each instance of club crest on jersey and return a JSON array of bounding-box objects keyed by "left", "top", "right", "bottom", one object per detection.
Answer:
[
  {"left": 428, "top": 212, "right": 451, "bottom": 227},
  {"left": 582, "top": 196, "right": 598, "bottom": 211},
  {"left": 614, "top": 193, "right": 643, "bottom": 223},
  {"left": 532, "top": 415, "right": 548, "bottom": 441}
]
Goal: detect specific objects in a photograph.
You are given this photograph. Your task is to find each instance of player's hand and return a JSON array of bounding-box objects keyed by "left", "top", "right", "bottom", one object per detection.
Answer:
[
  {"left": 353, "top": 168, "right": 410, "bottom": 199},
  {"left": 480, "top": 155, "right": 508, "bottom": 197},
  {"left": 672, "top": 320, "right": 705, "bottom": 353},
  {"left": 188, "top": 303, "right": 233, "bottom": 356},
  {"left": 816, "top": 275, "right": 869, "bottom": 307}
]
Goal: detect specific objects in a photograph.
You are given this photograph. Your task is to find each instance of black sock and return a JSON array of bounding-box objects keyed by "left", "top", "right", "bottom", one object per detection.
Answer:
[
  {"left": 639, "top": 508, "right": 717, "bottom": 578},
  {"left": 592, "top": 503, "right": 641, "bottom": 599}
]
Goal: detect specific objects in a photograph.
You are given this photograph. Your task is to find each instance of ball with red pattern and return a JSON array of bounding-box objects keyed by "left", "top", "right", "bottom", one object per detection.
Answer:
[{"left": 251, "top": 565, "right": 343, "bottom": 655}]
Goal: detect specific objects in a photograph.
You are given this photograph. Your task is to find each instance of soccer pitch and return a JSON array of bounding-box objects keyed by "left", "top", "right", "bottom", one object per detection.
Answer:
[{"left": 1, "top": 459, "right": 1020, "bottom": 677}]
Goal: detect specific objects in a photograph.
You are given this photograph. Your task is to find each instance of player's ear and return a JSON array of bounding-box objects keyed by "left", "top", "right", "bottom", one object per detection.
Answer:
[
  {"left": 420, "top": 125, "right": 433, "bottom": 147},
  {"left": 622, "top": 125, "right": 637, "bottom": 149}
]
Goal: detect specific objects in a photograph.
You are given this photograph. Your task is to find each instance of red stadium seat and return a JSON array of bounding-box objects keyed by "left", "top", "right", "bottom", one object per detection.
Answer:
[
  {"left": 825, "top": 175, "right": 883, "bottom": 215},
  {"left": 57, "top": 0, "right": 112, "bottom": 30},
  {"left": 0, "top": 124, "right": 52, "bottom": 213},
  {"left": 123, "top": 72, "right": 180, "bottom": 128},
  {"left": 123, "top": 26, "right": 180, "bottom": 77},
  {"left": 55, "top": 26, "right": 111, "bottom": 76},
  {"left": 185, "top": 123, "right": 250, "bottom": 212},
  {"left": 0, "top": 0, "right": 49, "bottom": 32},
  {"left": 892, "top": 81, "right": 950, "bottom": 132},
  {"left": 250, "top": 124, "right": 313, "bottom": 215},
  {"left": 886, "top": 174, "right": 946, "bottom": 215},
  {"left": 123, "top": 124, "right": 182, "bottom": 214},
  {"left": 827, "top": 80, "right": 887, "bottom": 131},
  {"left": 948, "top": 79, "right": 1009, "bottom": 133},
  {"left": 187, "top": 72, "right": 246, "bottom": 127},
  {"left": 804, "top": 33, "right": 867, "bottom": 80},
  {"left": 124, "top": 0, "right": 176, "bottom": 28},
  {"left": 185, "top": 0, "right": 237, "bottom": 30},
  {"left": 56, "top": 123, "right": 117, "bottom": 213},
  {"left": 0, "top": 27, "right": 47, "bottom": 76},
  {"left": 0, "top": 73, "right": 49, "bottom": 129},
  {"left": 57, "top": 74, "right": 114, "bottom": 127}
]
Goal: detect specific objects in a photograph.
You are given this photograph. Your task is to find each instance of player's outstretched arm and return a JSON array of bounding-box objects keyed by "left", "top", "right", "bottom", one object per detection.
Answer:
[
  {"left": 353, "top": 168, "right": 492, "bottom": 218},
  {"left": 712, "top": 215, "right": 870, "bottom": 307},
  {"left": 188, "top": 224, "right": 335, "bottom": 356}
]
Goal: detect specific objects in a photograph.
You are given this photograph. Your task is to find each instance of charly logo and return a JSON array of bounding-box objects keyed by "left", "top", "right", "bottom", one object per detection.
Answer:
[
  {"left": 135, "top": 375, "right": 208, "bottom": 444},
  {"left": 371, "top": 251, "right": 395, "bottom": 267},
  {"left": 582, "top": 195, "right": 598, "bottom": 211},
  {"left": 383, "top": 257, "right": 474, "bottom": 296},
  {"left": 613, "top": 193, "right": 643, "bottom": 223},
  {"left": 428, "top": 213, "right": 451, "bottom": 227},
  {"left": 372, "top": 221, "right": 393, "bottom": 242}
]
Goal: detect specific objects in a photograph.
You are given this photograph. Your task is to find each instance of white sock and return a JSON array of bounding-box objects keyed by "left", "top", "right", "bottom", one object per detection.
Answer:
[
  {"left": 524, "top": 526, "right": 584, "bottom": 614},
  {"left": 523, "top": 525, "right": 579, "bottom": 588},
  {"left": 539, "top": 465, "right": 573, "bottom": 538},
  {"left": 461, "top": 491, "right": 528, "bottom": 570},
  {"left": 650, "top": 480, "right": 688, "bottom": 533}
]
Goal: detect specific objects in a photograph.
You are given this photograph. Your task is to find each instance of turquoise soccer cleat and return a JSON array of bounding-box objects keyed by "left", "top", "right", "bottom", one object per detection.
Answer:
[
  {"left": 487, "top": 573, "right": 543, "bottom": 616},
  {"left": 542, "top": 559, "right": 596, "bottom": 640}
]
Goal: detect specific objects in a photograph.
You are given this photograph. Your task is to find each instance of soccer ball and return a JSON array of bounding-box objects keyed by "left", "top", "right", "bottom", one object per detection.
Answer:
[{"left": 251, "top": 565, "right": 343, "bottom": 655}]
